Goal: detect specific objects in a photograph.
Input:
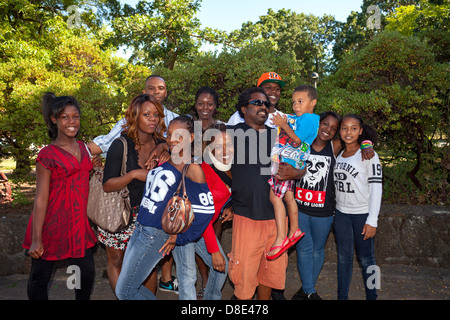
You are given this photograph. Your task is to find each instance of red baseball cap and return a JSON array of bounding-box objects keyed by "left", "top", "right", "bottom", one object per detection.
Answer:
[{"left": 257, "top": 72, "right": 286, "bottom": 88}]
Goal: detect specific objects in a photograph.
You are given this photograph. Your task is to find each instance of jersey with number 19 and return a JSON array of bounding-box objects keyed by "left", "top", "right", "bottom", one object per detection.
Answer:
[
  {"left": 334, "top": 149, "right": 383, "bottom": 228},
  {"left": 138, "top": 162, "right": 215, "bottom": 246}
]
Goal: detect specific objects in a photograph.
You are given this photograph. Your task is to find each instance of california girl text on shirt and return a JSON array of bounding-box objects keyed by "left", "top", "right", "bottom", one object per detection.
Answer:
[{"left": 333, "top": 114, "right": 382, "bottom": 300}]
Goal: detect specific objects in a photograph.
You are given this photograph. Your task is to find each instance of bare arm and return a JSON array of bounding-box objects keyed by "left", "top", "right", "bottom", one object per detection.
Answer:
[
  {"left": 272, "top": 113, "right": 301, "bottom": 145},
  {"left": 86, "top": 142, "right": 103, "bottom": 156},
  {"left": 103, "top": 169, "right": 148, "bottom": 192},
  {"left": 28, "top": 162, "right": 51, "bottom": 259},
  {"left": 275, "top": 162, "right": 307, "bottom": 181},
  {"left": 185, "top": 163, "right": 206, "bottom": 184}
]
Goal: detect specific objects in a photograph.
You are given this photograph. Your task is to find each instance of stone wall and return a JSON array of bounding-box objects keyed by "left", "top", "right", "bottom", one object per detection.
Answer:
[
  {"left": 324, "top": 205, "right": 449, "bottom": 269},
  {"left": 0, "top": 204, "right": 448, "bottom": 276}
]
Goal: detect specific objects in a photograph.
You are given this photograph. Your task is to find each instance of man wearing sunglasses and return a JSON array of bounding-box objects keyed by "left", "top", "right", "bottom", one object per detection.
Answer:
[
  {"left": 227, "top": 72, "right": 286, "bottom": 128},
  {"left": 227, "top": 87, "right": 306, "bottom": 301}
]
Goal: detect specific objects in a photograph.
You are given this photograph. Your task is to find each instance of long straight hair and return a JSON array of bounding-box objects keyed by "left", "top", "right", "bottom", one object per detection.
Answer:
[{"left": 122, "top": 94, "right": 166, "bottom": 148}]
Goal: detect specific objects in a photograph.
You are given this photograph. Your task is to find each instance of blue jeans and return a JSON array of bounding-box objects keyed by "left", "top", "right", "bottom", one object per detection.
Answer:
[
  {"left": 172, "top": 236, "right": 228, "bottom": 300},
  {"left": 172, "top": 242, "right": 197, "bottom": 300},
  {"left": 296, "top": 211, "right": 333, "bottom": 294},
  {"left": 334, "top": 209, "right": 377, "bottom": 300},
  {"left": 195, "top": 237, "right": 228, "bottom": 300},
  {"left": 115, "top": 222, "right": 169, "bottom": 300}
]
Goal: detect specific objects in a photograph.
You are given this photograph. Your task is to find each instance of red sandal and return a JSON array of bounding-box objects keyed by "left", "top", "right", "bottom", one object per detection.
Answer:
[
  {"left": 289, "top": 229, "right": 305, "bottom": 245},
  {"left": 267, "top": 237, "right": 293, "bottom": 261}
]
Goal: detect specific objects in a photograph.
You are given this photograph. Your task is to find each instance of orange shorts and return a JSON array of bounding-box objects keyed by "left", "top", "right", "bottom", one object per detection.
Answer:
[{"left": 228, "top": 214, "right": 288, "bottom": 300}]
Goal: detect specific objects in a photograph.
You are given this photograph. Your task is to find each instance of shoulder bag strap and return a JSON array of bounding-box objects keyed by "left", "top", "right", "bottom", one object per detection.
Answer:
[
  {"left": 118, "top": 136, "right": 130, "bottom": 200},
  {"left": 180, "top": 164, "right": 190, "bottom": 197},
  {"left": 118, "top": 136, "right": 128, "bottom": 176}
]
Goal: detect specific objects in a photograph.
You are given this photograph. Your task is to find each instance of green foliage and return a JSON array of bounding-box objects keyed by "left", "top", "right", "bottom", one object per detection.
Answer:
[
  {"left": 386, "top": 0, "right": 450, "bottom": 62},
  {"left": 154, "top": 43, "right": 304, "bottom": 121},
  {"left": 0, "top": 0, "right": 448, "bottom": 205},
  {"left": 320, "top": 31, "right": 449, "bottom": 201},
  {"left": 106, "top": 0, "right": 203, "bottom": 69},
  {"left": 0, "top": 6, "right": 147, "bottom": 175},
  {"left": 331, "top": 0, "right": 419, "bottom": 68},
  {"left": 226, "top": 9, "right": 338, "bottom": 76}
]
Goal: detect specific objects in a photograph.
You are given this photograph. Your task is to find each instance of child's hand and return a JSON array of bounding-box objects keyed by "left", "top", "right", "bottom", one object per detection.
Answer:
[{"left": 271, "top": 113, "right": 288, "bottom": 128}]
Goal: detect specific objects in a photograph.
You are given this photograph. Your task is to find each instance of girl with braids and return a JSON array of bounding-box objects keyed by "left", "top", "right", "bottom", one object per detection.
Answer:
[
  {"left": 333, "top": 114, "right": 382, "bottom": 300},
  {"left": 193, "top": 86, "right": 223, "bottom": 131},
  {"left": 116, "top": 116, "right": 215, "bottom": 300},
  {"left": 23, "top": 92, "right": 97, "bottom": 300}
]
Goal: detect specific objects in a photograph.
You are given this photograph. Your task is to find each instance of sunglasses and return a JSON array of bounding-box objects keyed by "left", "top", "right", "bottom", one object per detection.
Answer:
[{"left": 248, "top": 99, "right": 270, "bottom": 108}]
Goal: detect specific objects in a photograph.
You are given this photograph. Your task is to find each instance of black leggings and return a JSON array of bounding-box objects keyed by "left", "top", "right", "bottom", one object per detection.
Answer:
[{"left": 27, "top": 247, "right": 95, "bottom": 300}]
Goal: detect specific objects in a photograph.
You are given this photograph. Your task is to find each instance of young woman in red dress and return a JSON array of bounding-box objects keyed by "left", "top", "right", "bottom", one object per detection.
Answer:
[{"left": 23, "top": 92, "right": 97, "bottom": 300}]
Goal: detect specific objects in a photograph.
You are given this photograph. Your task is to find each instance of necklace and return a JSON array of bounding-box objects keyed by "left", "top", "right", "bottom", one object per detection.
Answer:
[{"left": 54, "top": 141, "right": 79, "bottom": 156}]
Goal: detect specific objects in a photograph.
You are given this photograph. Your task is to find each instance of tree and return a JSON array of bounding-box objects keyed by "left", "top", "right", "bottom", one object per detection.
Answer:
[
  {"left": 321, "top": 31, "right": 448, "bottom": 193},
  {"left": 226, "top": 9, "right": 339, "bottom": 77},
  {"left": 331, "top": 0, "right": 419, "bottom": 68},
  {"left": 0, "top": 0, "right": 146, "bottom": 177},
  {"left": 106, "top": 0, "right": 203, "bottom": 70},
  {"left": 152, "top": 43, "right": 303, "bottom": 121},
  {"left": 385, "top": 0, "right": 450, "bottom": 62}
]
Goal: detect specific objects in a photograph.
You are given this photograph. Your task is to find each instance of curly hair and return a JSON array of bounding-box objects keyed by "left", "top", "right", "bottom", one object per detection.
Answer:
[
  {"left": 122, "top": 94, "right": 166, "bottom": 148},
  {"left": 236, "top": 87, "right": 268, "bottom": 118}
]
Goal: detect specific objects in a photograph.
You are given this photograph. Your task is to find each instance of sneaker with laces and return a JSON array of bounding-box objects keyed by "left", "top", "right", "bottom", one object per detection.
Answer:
[{"left": 159, "top": 276, "right": 178, "bottom": 294}]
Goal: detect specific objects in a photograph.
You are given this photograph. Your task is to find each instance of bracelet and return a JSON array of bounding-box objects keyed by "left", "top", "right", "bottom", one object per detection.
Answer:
[{"left": 361, "top": 140, "right": 373, "bottom": 149}]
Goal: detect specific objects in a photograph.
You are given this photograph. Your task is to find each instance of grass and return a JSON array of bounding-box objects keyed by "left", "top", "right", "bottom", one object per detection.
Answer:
[{"left": 0, "top": 158, "right": 16, "bottom": 172}]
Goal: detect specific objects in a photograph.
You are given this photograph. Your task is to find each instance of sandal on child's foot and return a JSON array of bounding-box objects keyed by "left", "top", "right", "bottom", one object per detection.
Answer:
[
  {"left": 267, "top": 237, "right": 292, "bottom": 261},
  {"left": 288, "top": 229, "right": 305, "bottom": 245}
]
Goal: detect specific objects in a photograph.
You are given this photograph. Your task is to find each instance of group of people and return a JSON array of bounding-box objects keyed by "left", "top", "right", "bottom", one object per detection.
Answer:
[{"left": 23, "top": 71, "right": 383, "bottom": 301}]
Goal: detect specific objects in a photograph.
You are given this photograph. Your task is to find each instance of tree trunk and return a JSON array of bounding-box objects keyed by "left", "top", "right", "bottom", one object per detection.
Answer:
[
  {"left": 407, "top": 125, "right": 424, "bottom": 190},
  {"left": 12, "top": 148, "right": 33, "bottom": 180}
]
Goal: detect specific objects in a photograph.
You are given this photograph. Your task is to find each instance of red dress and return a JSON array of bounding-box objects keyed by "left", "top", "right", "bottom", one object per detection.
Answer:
[{"left": 23, "top": 141, "right": 97, "bottom": 260}]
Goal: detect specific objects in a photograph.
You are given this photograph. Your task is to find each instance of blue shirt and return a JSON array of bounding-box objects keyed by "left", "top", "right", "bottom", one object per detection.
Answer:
[
  {"left": 277, "top": 113, "right": 319, "bottom": 168},
  {"left": 287, "top": 113, "right": 320, "bottom": 146},
  {"left": 138, "top": 162, "right": 215, "bottom": 245}
]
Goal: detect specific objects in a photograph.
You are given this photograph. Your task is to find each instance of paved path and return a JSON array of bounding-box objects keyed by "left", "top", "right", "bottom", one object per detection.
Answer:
[{"left": 1, "top": 259, "right": 448, "bottom": 300}]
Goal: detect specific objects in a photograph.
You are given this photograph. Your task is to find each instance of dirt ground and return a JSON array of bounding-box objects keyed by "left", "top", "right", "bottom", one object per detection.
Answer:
[
  {"left": 0, "top": 180, "right": 35, "bottom": 215},
  {"left": 1, "top": 176, "right": 449, "bottom": 301}
]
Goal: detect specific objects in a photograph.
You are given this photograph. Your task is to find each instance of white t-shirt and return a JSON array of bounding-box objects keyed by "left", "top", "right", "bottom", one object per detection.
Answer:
[
  {"left": 334, "top": 149, "right": 383, "bottom": 227},
  {"left": 93, "top": 107, "right": 178, "bottom": 154},
  {"left": 226, "top": 109, "right": 284, "bottom": 129}
]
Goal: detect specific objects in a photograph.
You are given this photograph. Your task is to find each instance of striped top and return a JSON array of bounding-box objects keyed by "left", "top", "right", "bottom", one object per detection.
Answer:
[
  {"left": 334, "top": 149, "right": 383, "bottom": 227},
  {"left": 138, "top": 162, "right": 214, "bottom": 245}
]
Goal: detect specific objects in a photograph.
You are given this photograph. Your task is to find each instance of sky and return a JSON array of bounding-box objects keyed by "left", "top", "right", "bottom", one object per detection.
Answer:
[
  {"left": 196, "top": 0, "right": 363, "bottom": 32},
  {"left": 118, "top": 0, "right": 365, "bottom": 56},
  {"left": 123, "top": 0, "right": 364, "bottom": 32}
]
